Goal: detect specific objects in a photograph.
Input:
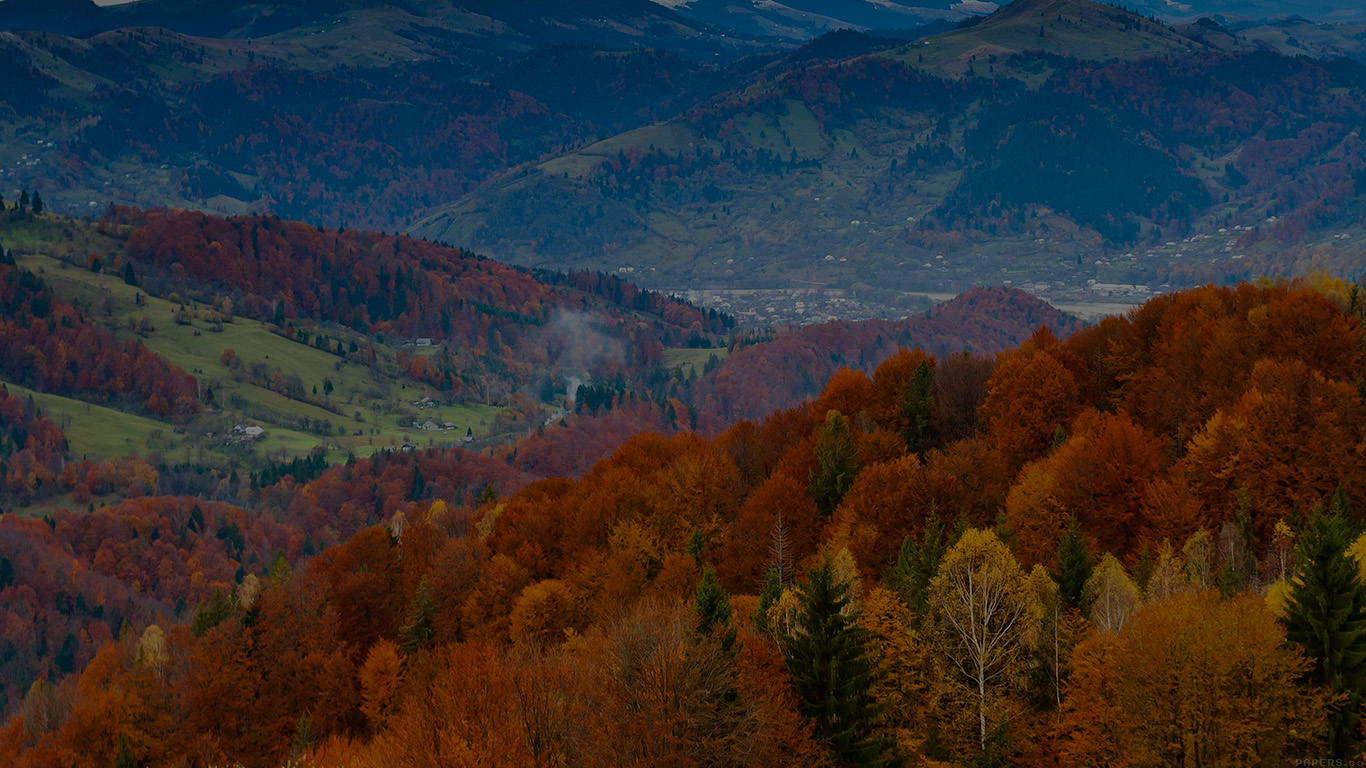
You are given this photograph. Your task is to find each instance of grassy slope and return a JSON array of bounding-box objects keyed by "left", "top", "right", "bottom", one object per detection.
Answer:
[
  {"left": 661, "top": 347, "right": 730, "bottom": 378},
  {"left": 887, "top": 0, "right": 1211, "bottom": 77},
  {"left": 2, "top": 381, "right": 186, "bottom": 460},
  {"left": 2, "top": 214, "right": 504, "bottom": 474}
]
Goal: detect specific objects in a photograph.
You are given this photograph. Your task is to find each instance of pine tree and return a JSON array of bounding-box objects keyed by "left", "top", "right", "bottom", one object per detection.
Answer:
[
  {"left": 887, "top": 509, "right": 947, "bottom": 623},
  {"left": 292, "top": 711, "right": 316, "bottom": 756},
  {"left": 1054, "top": 520, "right": 1091, "bottom": 611},
  {"left": 115, "top": 734, "right": 138, "bottom": 768},
  {"left": 784, "top": 558, "right": 889, "bottom": 766},
  {"left": 398, "top": 577, "right": 437, "bottom": 655},
  {"left": 694, "top": 566, "right": 736, "bottom": 653},
  {"left": 755, "top": 567, "right": 781, "bottom": 633},
  {"left": 1284, "top": 504, "right": 1366, "bottom": 758},
  {"left": 810, "top": 410, "right": 859, "bottom": 518},
  {"left": 409, "top": 459, "right": 425, "bottom": 501},
  {"left": 18, "top": 190, "right": 28, "bottom": 211},
  {"left": 30, "top": 191, "right": 42, "bottom": 214},
  {"left": 122, "top": 261, "right": 137, "bottom": 287},
  {"left": 901, "top": 360, "right": 934, "bottom": 455},
  {"left": 190, "top": 590, "right": 234, "bottom": 637},
  {"left": 686, "top": 528, "right": 707, "bottom": 566}
]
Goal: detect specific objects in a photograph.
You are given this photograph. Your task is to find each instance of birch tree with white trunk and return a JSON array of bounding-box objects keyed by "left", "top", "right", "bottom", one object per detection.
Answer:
[{"left": 929, "top": 528, "right": 1040, "bottom": 751}]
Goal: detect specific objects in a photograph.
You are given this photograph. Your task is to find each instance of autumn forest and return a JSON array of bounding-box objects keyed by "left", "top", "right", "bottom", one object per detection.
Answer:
[
  {"left": 4, "top": 0, "right": 1366, "bottom": 764},
  {"left": 3, "top": 207, "right": 1366, "bottom": 766}
]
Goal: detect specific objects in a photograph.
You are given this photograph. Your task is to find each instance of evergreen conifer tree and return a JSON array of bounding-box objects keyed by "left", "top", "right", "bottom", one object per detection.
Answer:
[
  {"left": 409, "top": 459, "right": 425, "bottom": 501},
  {"left": 1054, "top": 520, "right": 1091, "bottom": 611},
  {"left": 398, "top": 577, "right": 437, "bottom": 655},
  {"left": 888, "top": 509, "right": 947, "bottom": 623},
  {"left": 901, "top": 360, "right": 934, "bottom": 455},
  {"left": 30, "top": 191, "right": 42, "bottom": 214},
  {"left": 1284, "top": 504, "right": 1366, "bottom": 758},
  {"left": 755, "top": 567, "right": 781, "bottom": 633},
  {"left": 810, "top": 410, "right": 859, "bottom": 518},
  {"left": 694, "top": 566, "right": 736, "bottom": 653},
  {"left": 784, "top": 558, "right": 889, "bottom": 767},
  {"left": 115, "top": 735, "right": 137, "bottom": 768}
]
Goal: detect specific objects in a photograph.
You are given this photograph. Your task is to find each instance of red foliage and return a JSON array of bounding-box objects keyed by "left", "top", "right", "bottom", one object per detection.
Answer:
[{"left": 0, "top": 265, "right": 199, "bottom": 419}]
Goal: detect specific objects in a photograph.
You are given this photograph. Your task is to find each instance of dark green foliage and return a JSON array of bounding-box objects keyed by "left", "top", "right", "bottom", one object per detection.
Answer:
[
  {"left": 115, "top": 734, "right": 138, "bottom": 768},
  {"left": 947, "top": 93, "right": 1208, "bottom": 244},
  {"left": 888, "top": 509, "right": 947, "bottom": 623},
  {"left": 755, "top": 567, "right": 781, "bottom": 633},
  {"left": 686, "top": 528, "right": 707, "bottom": 566},
  {"left": 478, "top": 483, "right": 499, "bottom": 507},
  {"left": 30, "top": 191, "right": 42, "bottom": 215},
  {"left": 409, "top": 459, "right": 425, "bottom": 501},
  {"left": 810, "top": 410, "right": 859, "bottom": 518},
  {"left": 252, "top": 453, "right": 328, "bottom": 489},
  {"left": 694, "top": 566, "right": 736, "bottom": 654},
  {"left": 122, "top": 261, "right": 137, "bottom": 287},
  {"left": 784, "top": 559, "right": 889, "bottom": 767},
  {"left": 1283, "top": 504, "right": 1366, "bottom": 759},
  {"left": 398, "top": 577, "right": 437, "bottom": 656},
  {"left": 190, "top": 590, "right": 234, "bottom": 637},
  {"left": 187, "top": 503, "right": 205, "bottom": 533},
  {"left": 54, "top": 632, "right": 77, "bottom": 674},
  {"left": 292, "top": 710, "right": 316, "bottom": 756},
  {"left": 1054, "top": 521, "right": 1091, "bottom": 611},
  {"left": 901, "top": 360, "right": 934, "bottom": 455}
]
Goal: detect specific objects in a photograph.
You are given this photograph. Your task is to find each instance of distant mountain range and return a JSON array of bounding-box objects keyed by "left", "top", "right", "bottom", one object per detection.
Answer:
[
  {"left": 1, "top": 0, "right": 1365, "bottom": 319},
  {"left": 413, "top": 0, "right": 1366, "bottom": 301},
  {"left": 3, "top": 0, "right": 1363, "bottom": 42}
]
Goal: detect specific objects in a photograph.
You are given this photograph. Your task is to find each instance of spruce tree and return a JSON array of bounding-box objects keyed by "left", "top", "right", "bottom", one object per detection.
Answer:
[
  {"left": 888, "top": 509, "right": 947, "bottom": 623},
  {"left": 784, "top": 559, "right": 889, "bottom": 767},
  {"left": 18, "top": 190, "right": 28, "bottom": 211},
  {"left": 810, "top": 410, "right": 859, "bottom": 518},
  {"left": 693, "top": 566, "right": 736, "bottom": 653},
  {"left": 409, "top": 459, "right": 425, "bottom": 501},
  {"left": 115, "top": 734, "right": 137, "bottom": 768},
  {"left": 30, "top": 191, "right": 42, "bottom": 214},
  {"left": 901, "top": 360, "right": 934, "bottom": 455},
  {"left": 1054, "top": 520, "right": 1091, "bottom": 611},
  {"left": 398, "top": 577, "right": 437, "bottom": 655},
  {"left": 755, "top": 567, "right": 781, "bottom": 633},
  {"left": 1284, "top": 505, "right": 1366, "bottom": 758}
]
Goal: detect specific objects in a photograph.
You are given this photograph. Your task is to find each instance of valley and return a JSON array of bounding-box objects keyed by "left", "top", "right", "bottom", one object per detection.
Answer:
[
  {"left": 2, "top": 0, "right": 1365, "bottom": 325},
  {"left": 2, "top": 2, "right": 1366, "bottom": 766}
]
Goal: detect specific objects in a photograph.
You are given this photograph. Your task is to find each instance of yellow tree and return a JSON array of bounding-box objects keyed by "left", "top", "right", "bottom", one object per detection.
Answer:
[
  {"left": 1083, "top": 554, "right": 1141, "bottom": 634},
  {"left": 858, "top": 586, "right": 929, "bottom": 763},
  {"left": 929, "top": 528, "right": 1040, "bottom": 752},
  {"left": 1057, "top": 591, "right": 1323, "bottom": 767}
]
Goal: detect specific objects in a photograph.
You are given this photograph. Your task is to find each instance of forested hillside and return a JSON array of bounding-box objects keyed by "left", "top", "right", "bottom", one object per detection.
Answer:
[
  {"left": 1, "top": 275, "right": 1362, "bottom": 766},
  {"left": 3, "top": 0, "right": 1365, "bottom": 316}
]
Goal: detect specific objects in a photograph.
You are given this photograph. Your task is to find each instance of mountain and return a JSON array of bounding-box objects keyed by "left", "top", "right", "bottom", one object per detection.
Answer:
[
  {"left": 4, "top": 0, "right": 1366, "bottom": 323},
  {"left": 1232, "top": 16, "right": 1366, "bottom": 62},
  {"left": 0, "top": 0, "right": 110, "bottom": 36},
  {"left": 412, "top": 0, "right": 1366, "bottom": 315},
  {"left": 1126, "top": 0, "right": 1366, "bottom": 23},
  {"left": 0, "top": 0, "right": 774, "bottom": 60},
  {"left": 670, "top": 0, "right": 982, "bottom": 40}
]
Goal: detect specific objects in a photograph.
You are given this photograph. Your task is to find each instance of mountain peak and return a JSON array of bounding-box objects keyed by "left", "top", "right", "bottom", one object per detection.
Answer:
[
  {"left": 895, "top": 0, "right": 1249, "bottom": 74},
  {"left": 0, "top": 0, "right": 109, "bottom": 36}
]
